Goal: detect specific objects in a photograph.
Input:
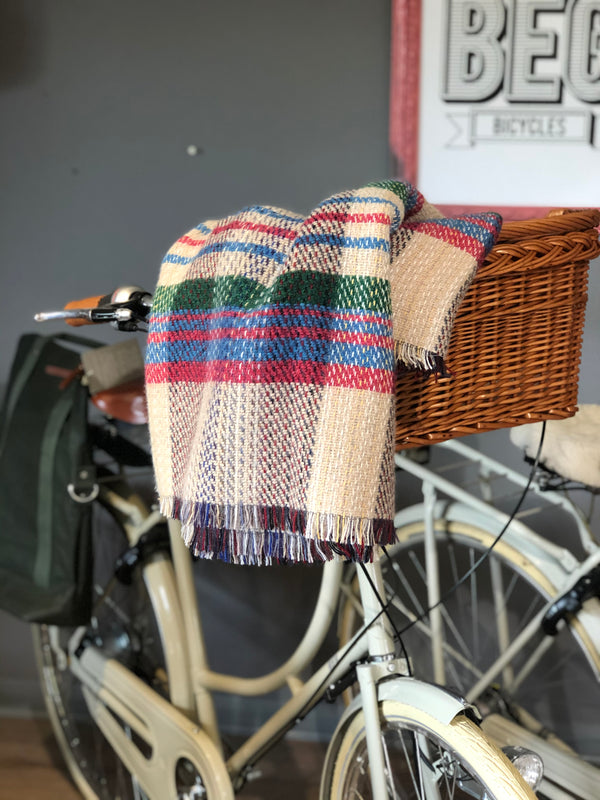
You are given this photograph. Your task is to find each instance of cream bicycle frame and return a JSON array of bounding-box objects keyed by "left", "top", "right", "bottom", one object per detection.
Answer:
[
  {"left": 66, "top": 484, "right": 465, "bottom": 800},
  {"left": 31, "top": 294, "right": 548, "bottom": 799},
  {"left": 54, "top": 436, "right": 562, "bottom": 799}
]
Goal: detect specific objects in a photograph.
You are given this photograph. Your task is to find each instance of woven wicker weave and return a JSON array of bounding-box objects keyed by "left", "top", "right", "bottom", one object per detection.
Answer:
[{"left": 395, "top": 209, "right": 600, "bottom": 450}]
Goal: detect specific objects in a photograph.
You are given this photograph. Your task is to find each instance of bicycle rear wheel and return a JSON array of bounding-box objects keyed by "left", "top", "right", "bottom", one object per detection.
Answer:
[
  {"left": 32, "top": 500, "right": 168, "bottom": 800},
  {"left": 341, "top": 519, "right": 600, "bottom": 762},
  {"left": 321, "top": 699, "right": 536, "bottom": 799}
]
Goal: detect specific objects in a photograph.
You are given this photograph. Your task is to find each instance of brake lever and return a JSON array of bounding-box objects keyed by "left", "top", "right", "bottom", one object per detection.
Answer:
[
  {"left": 34, "top": 309, "right": 94, "bottom": 323},
  {"left": 35, "top": 287, "right": 152, "bottom": 330},
  {"left": 34, "top": 307, "right": 126, "bottom": 324}
]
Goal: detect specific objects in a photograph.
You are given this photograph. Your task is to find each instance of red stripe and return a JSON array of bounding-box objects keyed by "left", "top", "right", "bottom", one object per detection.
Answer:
[
  {"left": 405, "top": 222, "right": 489, "bottom": 259},
  {"left": 461, "top": 214, "right": 502, "bottom": 237},
  {"left": 409, "top": 191, "right": 425, "bottom": 216},
  {"left": 176, "top": 217, "right": 298, "bottom": 247},
  {"left": 145, "top": 360, "right": 394, "bottom": 393},
  {"left": 175, "top": 212, "right": 396, "bottom": 247},
  {"left": 307, "top": 211, "right": 391, "bottom": 225},
  {"left": 152, "top": 307, "right": 391, "bottom": 326},
  {"left": 178, "top": 234, "right": 208, "bottom": 247},
  {"left": 211, "top": 220, "right": 298, "bottom": 240},
  {"left": 148, "top": 326, "right": 392, "bottom": 349}
]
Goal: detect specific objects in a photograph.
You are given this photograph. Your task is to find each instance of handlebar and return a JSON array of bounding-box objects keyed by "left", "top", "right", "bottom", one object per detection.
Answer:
[{"left": 35, "top": 286, "right": 153, "bottom": 332}]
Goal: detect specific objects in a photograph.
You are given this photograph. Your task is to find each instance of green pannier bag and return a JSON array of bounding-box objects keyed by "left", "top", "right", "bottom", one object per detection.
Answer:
[{"left": 0, "top": 333, "right": 98, "bottom": 626}]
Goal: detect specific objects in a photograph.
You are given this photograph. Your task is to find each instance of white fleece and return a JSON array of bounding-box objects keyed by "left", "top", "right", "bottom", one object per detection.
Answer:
[{"left": 510, "top": 405, "right": 600, "bottom": 489}]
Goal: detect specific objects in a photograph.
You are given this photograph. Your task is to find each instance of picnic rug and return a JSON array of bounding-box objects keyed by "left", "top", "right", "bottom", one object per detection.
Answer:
[{"left": 145, "top": 180, "right": 501, "bottom": 564}]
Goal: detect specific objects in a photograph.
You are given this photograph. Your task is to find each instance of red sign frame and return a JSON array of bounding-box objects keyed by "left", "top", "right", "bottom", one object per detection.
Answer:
[{"left": 388, "top": 0, "right": 584, "bottom": 220}]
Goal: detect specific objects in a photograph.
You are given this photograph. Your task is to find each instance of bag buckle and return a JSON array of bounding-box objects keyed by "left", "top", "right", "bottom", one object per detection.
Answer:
[{"left": 68, "top": 466, "right": 99, "bottom": 503}]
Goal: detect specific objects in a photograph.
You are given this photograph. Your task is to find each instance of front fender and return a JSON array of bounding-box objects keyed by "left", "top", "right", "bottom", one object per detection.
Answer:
[
  {"left": 320, "top": 675, "right": 479, "bottom": 800},
  {"left": 341, "top": 675, "right": 476, "bottom": 729}
]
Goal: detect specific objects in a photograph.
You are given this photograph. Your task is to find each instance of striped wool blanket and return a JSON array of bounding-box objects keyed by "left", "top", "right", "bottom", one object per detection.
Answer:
[{"left": 146, "top": 181, "right": 501, "bottom": 564}]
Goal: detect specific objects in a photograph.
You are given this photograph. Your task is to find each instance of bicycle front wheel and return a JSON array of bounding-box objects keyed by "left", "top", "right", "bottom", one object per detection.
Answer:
[
  {"left": 340, "top": 518, "right": 600, "bottom": 762},
  {"left": 321, "top": 700, "right": 536, "bottom": 799}
]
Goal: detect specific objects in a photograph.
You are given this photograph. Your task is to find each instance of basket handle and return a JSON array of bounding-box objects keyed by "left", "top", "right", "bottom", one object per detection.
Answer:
[{"left": 497, "top": 209, "right": 600, "bottom": 244}]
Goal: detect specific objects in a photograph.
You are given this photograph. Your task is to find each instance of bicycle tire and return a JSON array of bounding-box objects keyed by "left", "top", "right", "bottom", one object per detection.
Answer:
[
  {"left": 321, "top": 699, "right": 536, "bottom": 799},
  {"left": 340, "top": 518, "right": 600, "bottom": 764},
  {"left": 32, "top": 498, "right": 169, "bottom": 800}
]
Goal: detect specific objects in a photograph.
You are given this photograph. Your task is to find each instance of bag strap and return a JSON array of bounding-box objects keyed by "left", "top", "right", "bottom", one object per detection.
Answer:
[
  {"left": 0, "top": 333, "right": 101, "bottom": 457},
  {"left": 0, "top": 332, "right": 100, "bottom": 588},
  {"left": 33, "top": 379, "right": 82, "bottom": 588},
  {"left": 0, "top": 337, "right": 48, "bottom": 457}
]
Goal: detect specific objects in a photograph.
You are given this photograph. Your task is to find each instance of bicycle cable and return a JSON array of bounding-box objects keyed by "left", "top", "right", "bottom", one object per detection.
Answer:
[
  {"left": 383, "top": 421, "right": 548, "bottom": 638},
  {"left": 290, "top": 597, "right": 401, "bottom": 728},
  {"left": 288, "top": 533, "right": 422, "bottom": 726},
  {"left": 357, "top": 561, "right": 413, "bottom": 676},
  {"left": 265, "top": 424, "right": 547, "bottom": 733}
]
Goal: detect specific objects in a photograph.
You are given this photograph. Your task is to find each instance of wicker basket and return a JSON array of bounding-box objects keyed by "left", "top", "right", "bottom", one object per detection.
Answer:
[{"left": 395, "top": 209, "right": 600, "bottom": 450}]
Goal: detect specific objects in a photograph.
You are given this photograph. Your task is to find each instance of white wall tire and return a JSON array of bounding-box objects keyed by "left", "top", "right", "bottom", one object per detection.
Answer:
[{"left": 322, "top": 699, "right": 536, "bottom": 799}]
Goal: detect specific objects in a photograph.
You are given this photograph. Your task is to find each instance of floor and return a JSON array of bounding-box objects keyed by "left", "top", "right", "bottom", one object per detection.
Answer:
[{"left": 0, "top": 717, "right": 328, "bottom": 799}]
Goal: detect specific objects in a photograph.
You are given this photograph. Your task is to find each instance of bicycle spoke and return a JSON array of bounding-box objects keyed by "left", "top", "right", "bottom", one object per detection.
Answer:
[
  {"left": 381, "top": 731, "right": 401, "bottom": 799},
  {"left": 438, "top": 747, "right": 458, "bottom": 800},
  {"left": 518, "top": 593, "right": 545, "bottom": 628},
  {"left": 404, "top": 552, "right": 429, "bottom": 617},
  {"left": 375, "top": 521, "right": 600, "bottom": 763},
  {"left": 446, "top": 538, "right": 461, "bottom": 586},
  {"left": 468, "top": 548, "right": 480, "bottom": 667},
  {"left": 403, "top": 544, "right": 478, "bottom": 667},
  {"left": 512, "top": 637, "right": 576, "bottom": 694},
  {"left": 386, "top": 590, "right": 484, "bottom": 681},
  {"left": 399, "top": 728, "right": 421, "bottom": 797}
]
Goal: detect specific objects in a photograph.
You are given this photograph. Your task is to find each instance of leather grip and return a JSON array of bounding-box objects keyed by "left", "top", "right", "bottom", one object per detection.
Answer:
[{"left": 64, "top": 294, "right": 111, "bottom": 326}]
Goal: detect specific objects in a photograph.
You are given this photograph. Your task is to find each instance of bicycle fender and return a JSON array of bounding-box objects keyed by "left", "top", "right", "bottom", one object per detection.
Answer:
[
  {"left": 340, "top": 675, "right": 474, "bottom": 728},
  {"left": 393, "top": 500, "right": 580, "bottom": 576}
]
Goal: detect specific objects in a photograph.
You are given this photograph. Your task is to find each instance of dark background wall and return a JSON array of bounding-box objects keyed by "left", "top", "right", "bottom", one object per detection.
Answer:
[
  {"left": 0, "top": 0, "right": 392, "bottom": 361},
  {"left": 1, "top": 0, "right": 598, "bottom": 739},
  {"left": 0, "top": 0, "right": 392, "bottom": 735}
]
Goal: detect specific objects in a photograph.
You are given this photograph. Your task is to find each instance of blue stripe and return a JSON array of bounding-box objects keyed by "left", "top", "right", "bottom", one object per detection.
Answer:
[
  {"left": 146, "top": 336, "right": 394, "bottom": 370},
  {"left": 161, "top": 222, "right": 215, "bottom": 265},
  {"left": 316, "top": 194, "right": 402, "bottom": 210},
  {"left": 198, "top": 240, "right": 288, "bottom": 264},
  {"left": 162, "top": 237, "right": 290, "bottom": 268},
  {"left": 242, "top": 205, "right": 304, "bottom": 223},
  {"left": 294, "top": 234, "right": 389, "bottom": 251},
  {"left": 163, "top": 253, "right": 195, "bottom": 265},
  {"left": 416, "top": 216, "right": 497, "bottom": 245}
]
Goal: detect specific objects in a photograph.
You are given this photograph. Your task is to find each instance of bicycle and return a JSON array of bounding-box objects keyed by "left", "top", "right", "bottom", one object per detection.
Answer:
[
  {"left": 339, "top": 418, "right": 600, "bottom": 800},
  {"left": 29, "top": 287, "right": 541, "bottom": 799}
]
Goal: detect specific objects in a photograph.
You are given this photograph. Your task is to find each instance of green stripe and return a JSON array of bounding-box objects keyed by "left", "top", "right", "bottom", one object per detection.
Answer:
[
  {"left": 153, "top": 273, "right": 391, "bottom": 315},
  {"left": 369, "top": 179, "right": 412, "bottom": 206}
]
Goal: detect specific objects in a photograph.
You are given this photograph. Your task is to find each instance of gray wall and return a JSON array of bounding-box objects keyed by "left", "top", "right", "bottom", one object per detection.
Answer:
[
  {"left": 0, "top": 0, "right": 392, "bottom": 733},
  {"left": 1, "top": 0, "right": 598, "bottom": 738}
]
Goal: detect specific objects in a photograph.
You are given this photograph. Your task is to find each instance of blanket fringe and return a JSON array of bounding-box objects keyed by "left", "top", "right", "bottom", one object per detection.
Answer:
[
  {"left": 395, "top": 341, "right": 446, "bottom": 374},
  {"left": 159, "top": 497, "right": 395, "bottom": 565}
]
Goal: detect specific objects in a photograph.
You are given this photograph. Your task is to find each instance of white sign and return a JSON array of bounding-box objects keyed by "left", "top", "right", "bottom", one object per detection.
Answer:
[{"left": 391, "top": 0, "right": 600, "bottom": 215}]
